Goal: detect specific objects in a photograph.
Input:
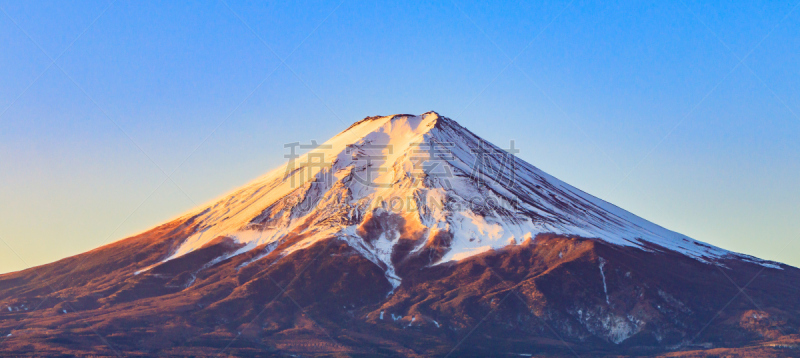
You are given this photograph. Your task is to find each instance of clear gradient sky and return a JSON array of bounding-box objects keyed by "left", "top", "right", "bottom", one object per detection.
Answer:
[{"left": 1, "top": 0, "right": 798, "bottom": 273}]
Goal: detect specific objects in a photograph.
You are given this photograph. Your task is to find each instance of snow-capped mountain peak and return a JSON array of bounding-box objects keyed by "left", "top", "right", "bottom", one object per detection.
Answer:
[
  {"left": 155, "top": 112, "right": 778, "bottom": 285},
  {"left": 6, "top": 112, "right": 795, "bottom": 356}
]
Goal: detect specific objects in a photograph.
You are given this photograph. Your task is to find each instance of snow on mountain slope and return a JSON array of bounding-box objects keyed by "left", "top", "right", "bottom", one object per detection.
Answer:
[{"left": 152, "top": 112, "right": 779, "bottom": 285}]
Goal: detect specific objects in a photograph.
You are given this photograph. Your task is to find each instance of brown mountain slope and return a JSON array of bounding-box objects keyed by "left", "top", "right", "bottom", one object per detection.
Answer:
[{"left": 1, "top": 218, "right": 799, "bottom": 357}]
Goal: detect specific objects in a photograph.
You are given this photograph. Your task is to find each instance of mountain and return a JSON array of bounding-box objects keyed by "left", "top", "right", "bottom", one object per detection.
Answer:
[{"left": 1, "top": 112, "right": 798, "bottom": 357}]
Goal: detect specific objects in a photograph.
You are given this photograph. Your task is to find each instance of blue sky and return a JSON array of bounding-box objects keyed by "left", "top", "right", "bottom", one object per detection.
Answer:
[{"left": 1, "top": 0, "right": 798, "bottom": 273}]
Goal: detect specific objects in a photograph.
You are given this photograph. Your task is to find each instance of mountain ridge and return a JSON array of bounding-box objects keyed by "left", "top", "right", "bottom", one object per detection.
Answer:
[{"left": 1, "top": 112, "right": 797, "bottom": 357}]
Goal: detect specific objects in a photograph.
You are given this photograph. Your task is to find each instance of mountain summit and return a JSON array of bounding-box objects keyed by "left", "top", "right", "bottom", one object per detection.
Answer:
[
  {"left": 155, "top": 112, "right": 775, "bottom": 285},
  {"left": 1, "top": 113, "right": 797, "bottom": 357}
]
